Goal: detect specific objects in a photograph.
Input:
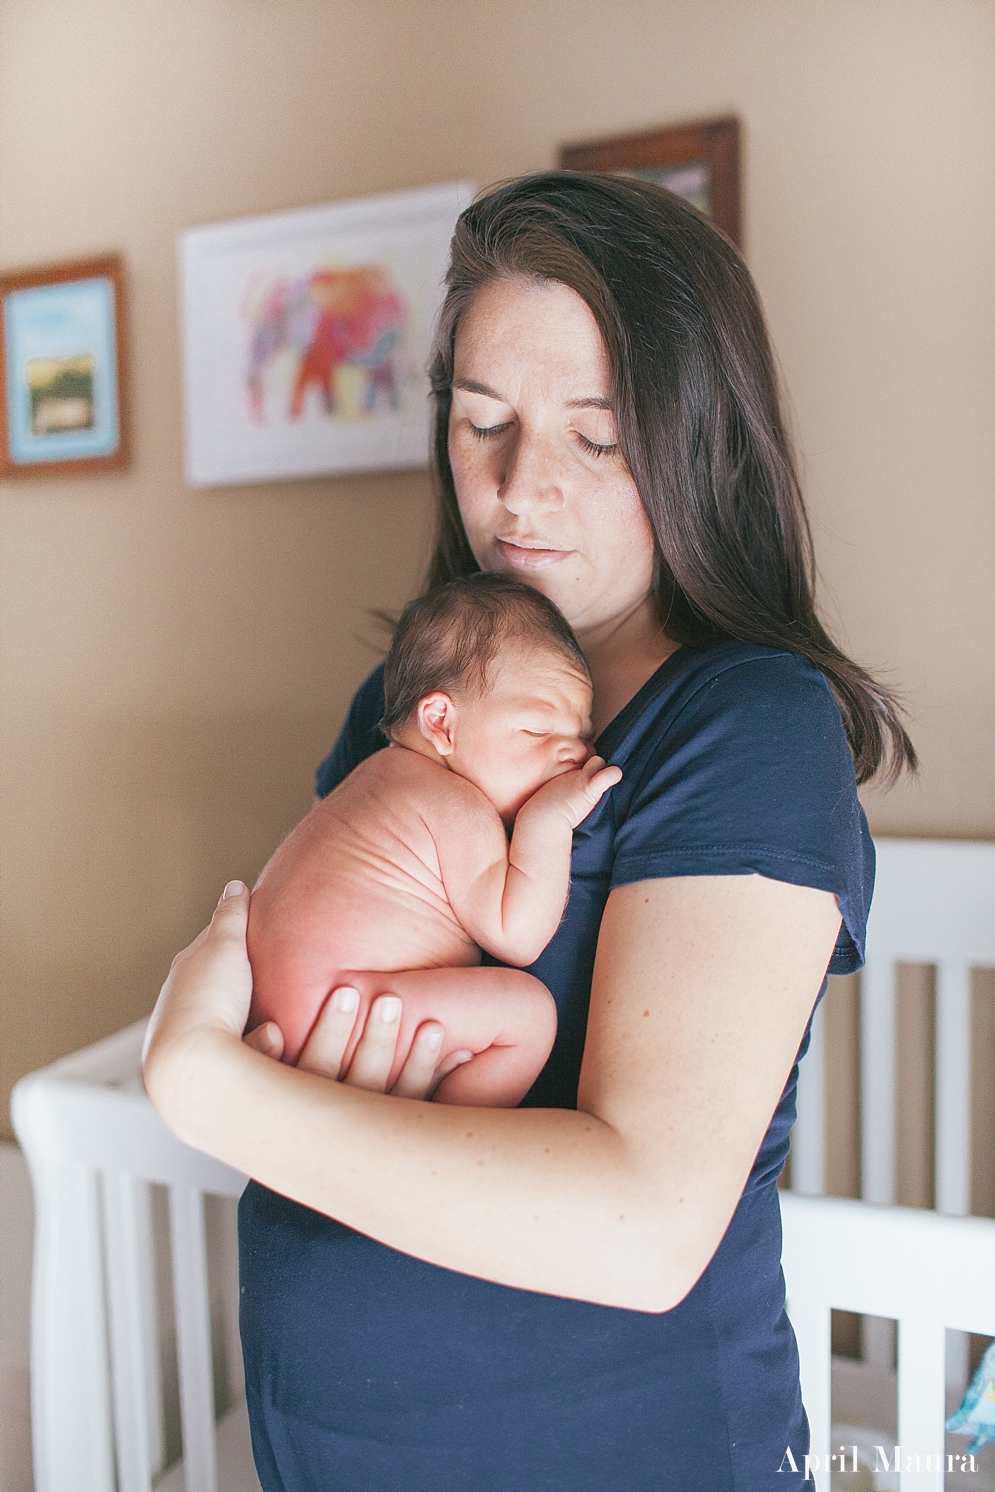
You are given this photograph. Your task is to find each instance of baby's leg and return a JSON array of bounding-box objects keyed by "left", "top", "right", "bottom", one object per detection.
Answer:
[{"left": 333, "top": 967, "right": 557, "bottom": 1107}]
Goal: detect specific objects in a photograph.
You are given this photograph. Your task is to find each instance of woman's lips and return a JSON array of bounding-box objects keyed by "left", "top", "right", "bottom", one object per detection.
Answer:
[{"left": 496, "top": 538, "right": 572, "bottom": 571}]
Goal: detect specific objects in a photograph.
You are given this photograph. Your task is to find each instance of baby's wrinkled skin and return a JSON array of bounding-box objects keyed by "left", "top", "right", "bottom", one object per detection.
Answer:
[{"left": 247, "top": 644, "right": 621, "bottom": 1105}]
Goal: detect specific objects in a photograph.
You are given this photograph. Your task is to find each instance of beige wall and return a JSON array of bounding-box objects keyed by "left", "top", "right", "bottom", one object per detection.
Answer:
[{"left": 1, "top": 0, "right": 993, "bottom": 1134}]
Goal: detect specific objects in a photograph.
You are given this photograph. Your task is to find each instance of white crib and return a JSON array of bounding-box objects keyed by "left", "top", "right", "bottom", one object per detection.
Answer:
[
  {"left": 11, "top": 1023, "right": 259, "bottom": 1492},
  {"left": 781, "top": 1193, "right": 995, "bottom": 1489},
  {"left": 10, "top": 837, "right": 995, "bottom": 1492},
  {"left": 790, "top": 837, "right": 995, "bottom": 1487}
]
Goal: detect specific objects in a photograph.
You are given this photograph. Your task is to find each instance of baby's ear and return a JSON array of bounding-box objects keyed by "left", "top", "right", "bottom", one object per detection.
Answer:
[{"left": 415, "top": 692, "right": 458, "bottom": 756}]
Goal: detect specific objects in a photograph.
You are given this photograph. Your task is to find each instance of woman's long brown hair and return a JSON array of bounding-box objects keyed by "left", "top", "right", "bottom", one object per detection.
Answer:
[{"left": 425, "top": 172, "right": 916, "bottom": 786}]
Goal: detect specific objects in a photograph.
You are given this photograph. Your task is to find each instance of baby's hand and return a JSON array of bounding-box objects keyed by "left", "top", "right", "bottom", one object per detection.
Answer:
[{"left": 525, "top": 756, "right": 622, "bottom": 830}]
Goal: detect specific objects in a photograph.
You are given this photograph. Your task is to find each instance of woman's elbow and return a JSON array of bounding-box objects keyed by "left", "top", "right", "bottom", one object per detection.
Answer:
[
  {"left": 610, "top": 1208, "right": 720, "bottom": 1313},
  {"left": 623, "top": 1264, "right": 706, "bottom": 1315}
]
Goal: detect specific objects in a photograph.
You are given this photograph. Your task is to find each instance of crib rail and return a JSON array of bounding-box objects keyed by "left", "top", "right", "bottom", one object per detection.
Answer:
[
  {"left": 11, "top": 1021, "right": 257, "bottom": 1492},
  {"left": 781, "top": 1192, "right": 995, "bottom": 1491},
  {"left": 792, "top": 838, "right": 995, "bottom": 1209}
]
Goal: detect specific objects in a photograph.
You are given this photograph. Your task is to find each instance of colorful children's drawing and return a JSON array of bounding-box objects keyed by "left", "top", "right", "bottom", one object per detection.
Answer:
[{"left": 244, "top": 265, "right": 408, "bottom": 425}]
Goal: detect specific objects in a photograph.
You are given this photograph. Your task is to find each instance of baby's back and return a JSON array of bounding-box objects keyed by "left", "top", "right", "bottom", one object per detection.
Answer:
[{"left": 247, "top": 747, "right": 481, "bottom": 1053}]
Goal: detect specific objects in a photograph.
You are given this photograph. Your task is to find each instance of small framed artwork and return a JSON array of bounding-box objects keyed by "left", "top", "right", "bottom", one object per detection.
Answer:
[
  {"left": 0, "top": 254, "right": 129, "bottom": 479},
  {"left": 560, "top": 116, "right": 741, "bottom": 248},
  {"left": 179, "top": 179, "right": 476, "bottom": 487}
]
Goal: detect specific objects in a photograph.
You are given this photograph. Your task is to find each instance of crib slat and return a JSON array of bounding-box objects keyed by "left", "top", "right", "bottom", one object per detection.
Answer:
[
  {"left": 31, "top": 1160, "right": 118, "bottom": 1492},
  {"left": 896, "top": 1317, "right": 946, "bottom": 1490},
  {"left": 169, "top": 1185, "right": 218, "bottom": 1492},
  {"left": 934, "top": 960, "right": 971, "bottom": 1217},
  {"left": 102, "top": 1173, "right": 162, "bottom": 1492},
  {"left": 791, "top": 997, "right": 826, "bottom": 1195},
  {"left": 860, "top": 959, "right": 897, "bottom": 1205},
  {"left": 787, "top": 1297, "right": 831, "bottom": 1488}
]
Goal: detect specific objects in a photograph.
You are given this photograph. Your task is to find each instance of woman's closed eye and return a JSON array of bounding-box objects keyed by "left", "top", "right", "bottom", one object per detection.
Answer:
[
  {"left": 576, "top": 432, "right": 619, "bottom": 458},
  {"left": 470, "top": 421, "right": 513, "bottom": 441}
]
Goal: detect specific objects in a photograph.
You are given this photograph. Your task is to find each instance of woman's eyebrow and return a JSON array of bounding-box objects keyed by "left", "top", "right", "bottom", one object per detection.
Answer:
[
  {"left": 452, "top": 378, "right": 505, "bottom": 398},
  {"left": 452, "top": 380, "right": 612, "bottom": 412}
]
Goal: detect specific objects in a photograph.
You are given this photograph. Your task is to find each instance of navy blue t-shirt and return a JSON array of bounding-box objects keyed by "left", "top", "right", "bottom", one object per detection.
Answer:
[{"left": 239, "top": 641, "right": 874, "bottom": 1492}]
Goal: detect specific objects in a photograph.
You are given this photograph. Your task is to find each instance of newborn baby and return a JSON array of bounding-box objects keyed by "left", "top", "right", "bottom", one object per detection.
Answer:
[{"left": 247, "top": 572, "right": 620, "bottom": 1106}]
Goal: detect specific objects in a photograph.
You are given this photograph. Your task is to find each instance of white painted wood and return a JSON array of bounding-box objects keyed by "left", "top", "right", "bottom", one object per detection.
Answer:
[
  {"left": 169, "top": 1187, "right": 218, "bottom": 1492},
  {"left": 896, "top": 1318, "right": 947, "bottom": 1491},
  {"left": 934, "top": 960, "right": 972, "bottom": 1217},
  {"left": 791, "top": 840, "right": 995, "bottom": 1414},
  {"left": 781, "top": 1192, "right": 995, "bottom": 1491},
  {"left": 10, "top": 1022, "right": 258, "bottom": 1492},
  {"left": 867, "top": 840, "right": 995, "bottom": 969},
  {"left": 933, "top": 958, "right": 974, "bottom": 1400},
  {"left": 860, "top": 957, "right": 897, "bottom": 1207},
  {"left": 793, "top": 839, "right": 995, "bottom": 1217},
  {"left": 13, "top": 1093, "right": 117, "bottom": 1492},
  {"left": 102, "top": 1172, "right": 160, "bottom": 1492},
  {"left": 864, "top": 838, "right": 995, "bottom": 1215},
  {"left": 787, "top": 1292, "right": 832, "bottom": 1471}
]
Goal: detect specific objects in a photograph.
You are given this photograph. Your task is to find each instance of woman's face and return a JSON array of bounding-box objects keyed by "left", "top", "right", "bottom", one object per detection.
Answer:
[{"left": 448, "top": 277, "right": 656, "bottom": 641}]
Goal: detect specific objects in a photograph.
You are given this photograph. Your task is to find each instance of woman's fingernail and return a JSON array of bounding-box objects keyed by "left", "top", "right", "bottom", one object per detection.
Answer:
[
  {"left": 333, "top": 986, "right": 359, "bottom": 1014},
  {"left": 223, "top": 880, "right": 245, "bottom": 899},
  {"left": 454, "top": 1050, "right": 474, "bottom": 1065},
  {"left": 425, "top": 1027, "right": 443, "bottom": 1049},
  {"left": 377, "top": 996, "right": 401, "bottom": 1023}
]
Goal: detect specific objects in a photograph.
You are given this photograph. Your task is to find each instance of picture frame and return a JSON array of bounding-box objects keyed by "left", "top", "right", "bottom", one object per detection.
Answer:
[
  {"left": 0, "top": 254, "right": 129, "bottom": 479},
  {"left": 559, "top": 116, "right": 741, "bottom": 248},
  {"left": 178, "top": 180, "right": 476, "bottom": 488}
]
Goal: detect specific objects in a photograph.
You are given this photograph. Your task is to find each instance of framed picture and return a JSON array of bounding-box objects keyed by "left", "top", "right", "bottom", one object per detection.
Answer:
[
  {"left": 0, "top": 254, "right": 128, "bottom": 479},
  {"left": 179, "top": 180, "right": 475, "bottom": 488},
  {"left": 560, "top": 116, "right": 741, "bottom": 247}
]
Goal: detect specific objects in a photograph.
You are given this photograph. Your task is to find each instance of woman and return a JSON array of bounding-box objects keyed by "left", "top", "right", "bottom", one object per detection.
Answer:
[{"left": 145, "top": 173, "right": 915, "bottom": 1490}]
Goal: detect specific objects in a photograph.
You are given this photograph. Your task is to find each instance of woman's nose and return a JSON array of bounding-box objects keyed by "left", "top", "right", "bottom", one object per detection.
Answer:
[{"left": 497, "top": 430, "right": 565, "bottom": 514}]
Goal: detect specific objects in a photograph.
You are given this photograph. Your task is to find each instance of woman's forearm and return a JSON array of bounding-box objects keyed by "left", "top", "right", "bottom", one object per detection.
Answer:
[{"left": 168, "top": 1029, "right": 685, "bottom": 1312}]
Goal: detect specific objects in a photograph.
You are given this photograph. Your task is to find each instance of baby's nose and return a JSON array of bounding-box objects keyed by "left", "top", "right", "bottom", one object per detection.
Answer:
[{"left": 557, "top": 736, "right": 590, "bottom": 765}]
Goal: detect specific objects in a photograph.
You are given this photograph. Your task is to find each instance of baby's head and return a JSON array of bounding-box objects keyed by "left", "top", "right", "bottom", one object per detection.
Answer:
[{"left": 382, "top": 574, "right": 593, "bottom": 821}]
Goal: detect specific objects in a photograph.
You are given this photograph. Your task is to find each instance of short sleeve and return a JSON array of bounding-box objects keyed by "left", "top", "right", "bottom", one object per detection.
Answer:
[
  {"left": 608, "top": 651, "right": 874, "bottom": 974},
  {"left": 314, "top": 664, "right": 387, "bottom": 799}
]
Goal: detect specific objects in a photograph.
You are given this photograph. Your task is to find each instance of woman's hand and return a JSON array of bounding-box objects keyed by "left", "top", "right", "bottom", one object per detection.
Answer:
[
  {"left": 144, "top": 880, "right": 254, "bottom": 1072},
  {"left": 267, "top": 988, "right": 473, "bottom": 1099},
  {"left": 144, "top": 880, "right": 467, "bottom": 1111},
  {"left": 247, "top": 988, "right": 472, "bottom": 1100}
]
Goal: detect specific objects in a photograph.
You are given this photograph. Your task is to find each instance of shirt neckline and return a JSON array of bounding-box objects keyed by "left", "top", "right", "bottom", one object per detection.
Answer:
[{"left": 594, "top": 644, "right": 692, "bottom": 760}]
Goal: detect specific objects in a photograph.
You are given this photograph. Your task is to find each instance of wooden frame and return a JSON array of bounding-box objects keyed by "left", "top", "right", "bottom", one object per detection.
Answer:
[
  {"left": 560, "top": 116, "right": 741, "bottom": 248},
  {"left": 0, "top": 253, "right": 129, "bottom": 479}
]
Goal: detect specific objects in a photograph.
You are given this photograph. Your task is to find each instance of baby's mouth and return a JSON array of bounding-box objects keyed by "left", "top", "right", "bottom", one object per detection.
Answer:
[{"left": 495, "top": 537, "right": 572, "bottom": 571}]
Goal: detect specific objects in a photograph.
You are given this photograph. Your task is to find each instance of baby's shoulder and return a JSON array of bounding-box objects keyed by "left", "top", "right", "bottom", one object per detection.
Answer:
[{"left": 359, "top": 745, "right": 495, "bottom": 820}]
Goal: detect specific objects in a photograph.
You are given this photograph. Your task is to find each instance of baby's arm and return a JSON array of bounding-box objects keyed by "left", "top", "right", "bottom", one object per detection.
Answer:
[{"left": 436, "top": 758, "right": 621, "bottom": 966}]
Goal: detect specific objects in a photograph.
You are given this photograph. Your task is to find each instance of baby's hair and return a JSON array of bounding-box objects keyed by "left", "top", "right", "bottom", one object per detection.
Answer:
[{"left": 380, "top": 573, "right": 590, "bottom": 740}]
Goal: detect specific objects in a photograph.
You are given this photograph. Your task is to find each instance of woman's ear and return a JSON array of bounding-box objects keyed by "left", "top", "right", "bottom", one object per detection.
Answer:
[{"left": 415, "top": 692, "right": 458, "bottom": 757}]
